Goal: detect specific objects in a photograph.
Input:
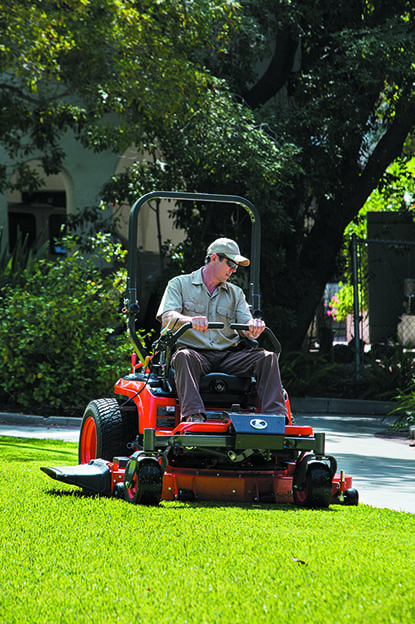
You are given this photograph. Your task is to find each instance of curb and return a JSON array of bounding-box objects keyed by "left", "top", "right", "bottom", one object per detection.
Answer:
[
  {"left": 0, "top": 412, "right": 81, "bottom": 428},
  {"left": 290, "top": 397, "right": 397, "bottom": 416}
]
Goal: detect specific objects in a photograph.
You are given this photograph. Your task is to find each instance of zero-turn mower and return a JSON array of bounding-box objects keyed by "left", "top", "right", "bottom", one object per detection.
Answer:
[{"left": 42, "top": 192, "right": 359, "bottom": 508}]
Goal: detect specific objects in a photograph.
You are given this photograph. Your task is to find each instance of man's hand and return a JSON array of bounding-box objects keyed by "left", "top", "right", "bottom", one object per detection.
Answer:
[
  {"left": 191, "top": 315, "right": 209, "bottom": 333},
  {"left": 243, "top": 318, "right": 265, "bottom": 340}
]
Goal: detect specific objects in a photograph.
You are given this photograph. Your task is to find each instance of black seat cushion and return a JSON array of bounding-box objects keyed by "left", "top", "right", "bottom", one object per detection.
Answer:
[
  {"left": 199, "top": 373, "right": 253, "bottom": 407},
  {"left": 199, "top": 372, "right": 252, "bottom": 394},
  {"left": 168, "top": 369, "right": 253, "bottom": 407}
]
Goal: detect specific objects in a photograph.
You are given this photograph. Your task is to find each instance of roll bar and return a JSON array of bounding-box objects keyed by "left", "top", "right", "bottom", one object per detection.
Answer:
[{"left": 125, "top": 192, "right": 261, "bottom": 364}]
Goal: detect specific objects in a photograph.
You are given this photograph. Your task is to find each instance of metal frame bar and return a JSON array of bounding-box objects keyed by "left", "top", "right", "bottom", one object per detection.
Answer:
[{"left": 151, "top": 431, "right": 325, "bottom": 454}]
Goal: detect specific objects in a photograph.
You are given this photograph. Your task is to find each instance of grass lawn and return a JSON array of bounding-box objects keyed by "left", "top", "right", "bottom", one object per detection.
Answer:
[{"left": 0, "top": 435, "right": 414, "bottom": 624}]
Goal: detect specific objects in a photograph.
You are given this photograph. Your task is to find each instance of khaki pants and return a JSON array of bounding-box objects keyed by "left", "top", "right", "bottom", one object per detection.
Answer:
[{"left": 172, "top": 347, "right": 288, "bottom": 420}]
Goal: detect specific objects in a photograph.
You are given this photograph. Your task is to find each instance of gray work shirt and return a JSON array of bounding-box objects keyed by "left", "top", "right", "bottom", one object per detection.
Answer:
[{"left": 156, "top": 268, "right": 252, "bottom": 350}]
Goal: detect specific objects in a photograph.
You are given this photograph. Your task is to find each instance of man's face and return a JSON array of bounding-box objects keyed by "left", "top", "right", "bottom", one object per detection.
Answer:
[{"left": 212, "top": 253, "right": 238, "bottom": 282}]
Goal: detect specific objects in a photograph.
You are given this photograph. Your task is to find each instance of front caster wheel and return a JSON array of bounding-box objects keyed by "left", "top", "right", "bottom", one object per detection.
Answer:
[
  {"left": 343, "top": 487, "right": 359, "bottom": 506},
  {"left": 293, "top": 461, "right": 333, "bottom": 508},
  {"left": 123, "top": 452, "right": 163, "bottom": 506}
]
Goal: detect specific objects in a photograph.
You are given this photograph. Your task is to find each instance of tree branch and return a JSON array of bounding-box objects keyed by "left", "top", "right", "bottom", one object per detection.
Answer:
[
  {"left": 0, "top": 81, "right": 71, "bottom": 105},
  {"left": 355, "top": 94, "right": 415, "bottom": 209},
  {"left": 243, "top": 30, "right": 299, "bottom": 109}
]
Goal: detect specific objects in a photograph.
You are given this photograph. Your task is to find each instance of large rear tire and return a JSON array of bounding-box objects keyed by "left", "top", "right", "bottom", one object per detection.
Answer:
[
  {"left": 79, "top": 398, "right": 138, "bottom": 464},
  {"left": 293, "top": 461, "right": 332, "bottom": 508}
]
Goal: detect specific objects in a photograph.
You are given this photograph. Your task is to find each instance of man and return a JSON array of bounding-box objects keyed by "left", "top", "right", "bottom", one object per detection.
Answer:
[{"left": 156, "top": 237, "right": 288, "bottom": 423}]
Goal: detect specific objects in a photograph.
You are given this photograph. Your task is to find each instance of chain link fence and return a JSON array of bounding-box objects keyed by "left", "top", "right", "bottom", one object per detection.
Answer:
[
  {"left": 308, "top": 213, "right": 415, "bottom": 371},
  {"left": 351, "top": 212, "right": 415, "bottom": 375}
]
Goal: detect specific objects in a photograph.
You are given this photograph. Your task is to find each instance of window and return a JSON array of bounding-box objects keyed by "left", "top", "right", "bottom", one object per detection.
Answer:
[{"left": 8, "top": 213, "right": 36, "bottom": 251}]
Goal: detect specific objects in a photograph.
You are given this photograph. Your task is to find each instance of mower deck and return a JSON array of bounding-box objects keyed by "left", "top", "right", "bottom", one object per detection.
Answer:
[{"left": 42, "top": 415, "right": 358, "bottom": 507}]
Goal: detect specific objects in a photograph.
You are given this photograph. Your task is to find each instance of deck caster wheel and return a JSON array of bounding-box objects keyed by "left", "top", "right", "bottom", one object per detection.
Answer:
[
  {"left": 343, "top": 487, "right": 359, "bottom": 506},
  {"left": 293, "top": 461, "right": 332, "bottom": 508},
  {"left": 123, "top": 452, "right": 163, "bottom": 506}
]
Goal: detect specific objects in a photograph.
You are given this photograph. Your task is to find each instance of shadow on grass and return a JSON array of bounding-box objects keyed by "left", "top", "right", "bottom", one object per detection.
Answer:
[
  {"left": 44, "top": 487, "right": 100, "bottom": 499},
  {"left": 43, "top": 486, "right": 337, "bottom": 513}
]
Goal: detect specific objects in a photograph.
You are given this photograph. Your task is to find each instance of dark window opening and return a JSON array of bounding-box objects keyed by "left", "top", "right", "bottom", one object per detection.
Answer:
[
  {"left": 21, "top": 190, "right": 66, "bottom": 208},
  {"left": 8, "top": 213, "right": 36, "bottom": 252}
]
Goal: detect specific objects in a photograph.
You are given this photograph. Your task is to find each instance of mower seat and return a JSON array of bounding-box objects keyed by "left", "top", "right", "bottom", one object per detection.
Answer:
[
  {"left": 199, "top": 372, "right": 253, "bottom": 407},
  {"left": 168, "top": 368, "right": 254, "bottom": 408}
]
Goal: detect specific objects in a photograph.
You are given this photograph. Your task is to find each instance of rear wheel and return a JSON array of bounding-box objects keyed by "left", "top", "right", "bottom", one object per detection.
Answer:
[
  {"left": 293, "top": 462, "right": 332, "bottom": 508},
  {"left": 79, "top": 398, "right": 138, "bottom": 464}
]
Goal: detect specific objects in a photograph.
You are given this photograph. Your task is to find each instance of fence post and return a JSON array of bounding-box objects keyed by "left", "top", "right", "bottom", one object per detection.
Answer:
[{"left": 352, "top": 234, "right": 361, "bottom": 379}]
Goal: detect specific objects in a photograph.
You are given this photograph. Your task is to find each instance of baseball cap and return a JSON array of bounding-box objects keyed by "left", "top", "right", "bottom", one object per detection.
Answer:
[{"left": 207, "top": 238, "right": 250, "bottom": 266}]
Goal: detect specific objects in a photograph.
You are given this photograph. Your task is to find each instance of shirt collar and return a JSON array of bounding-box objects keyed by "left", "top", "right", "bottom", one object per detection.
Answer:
[{"left": 192, "top": 267, "right": 229, "bottom": 291}]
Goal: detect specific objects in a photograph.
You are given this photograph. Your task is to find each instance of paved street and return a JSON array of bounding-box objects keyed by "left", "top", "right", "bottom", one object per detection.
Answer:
[
  {"left": 295, "top": 412, "right": 415, "bottom": 514},
  {"left": 0, "top": 407, "right": 414, "bottom": 514}
]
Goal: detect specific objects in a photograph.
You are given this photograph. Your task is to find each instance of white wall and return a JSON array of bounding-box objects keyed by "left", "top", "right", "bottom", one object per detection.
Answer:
[{"left": 1, "top": 133, "right": 184, "bottom": 255}]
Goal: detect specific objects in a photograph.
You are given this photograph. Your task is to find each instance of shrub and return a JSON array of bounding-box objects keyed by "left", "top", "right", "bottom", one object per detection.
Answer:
[
  {"left": 359, "top": 347, "right": 415, "bottom": 401},
  {"left": 280, "top": 350, "right": 339, "bottom": 397},
  {"left": 389, "top": 391, "right": 415, "bottom": 431},
  {"left": 0, "top": 238, "right": 142, "bottom": 412}
]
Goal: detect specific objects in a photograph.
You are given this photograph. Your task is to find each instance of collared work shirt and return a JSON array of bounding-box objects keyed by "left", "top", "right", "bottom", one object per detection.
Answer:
[{"left": 156, "top": 268, "right": 252, "bottom": 350}]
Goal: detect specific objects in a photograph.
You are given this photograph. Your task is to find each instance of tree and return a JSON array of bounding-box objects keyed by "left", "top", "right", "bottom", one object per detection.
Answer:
[
  {"left": 103, "top": 1, "right": 415, "bottom": 350},
  {"left": 243, "top": 0, "right": 415, "bottom": 349},
  {"left": 0, "top": 0, "right": 240, "bottom": 191},
  {"left": 3, "top": 1, "right": 415, "bottom": 351}
]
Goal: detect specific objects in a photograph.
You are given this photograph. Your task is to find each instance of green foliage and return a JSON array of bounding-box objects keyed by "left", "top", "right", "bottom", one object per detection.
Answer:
[
  {"left": 0, "top": 226, "right": 49, "bottom": 290},
  {"left": 327, "top": 282, "right": 352, "bottom": 322},
  {"left": 359, "top": 347, "right": 415, "bottom": 401},
  {"left": 389, "top": 390, "right": 415, "bottom": 430},
  {"left": 0, "top": 237, "right": 136, "bottom": 411},
  {"left": 280, "top": 343, "right": 415, "bottom": 403},
  {"left": 1, "top": 437, "right": 414, "bottom": 623},
  {"left": 280, "top": 350, "right": 338, "bottom": 398},
  {"left": 0, "top": 0, "right": 242, "bottom": 191}
]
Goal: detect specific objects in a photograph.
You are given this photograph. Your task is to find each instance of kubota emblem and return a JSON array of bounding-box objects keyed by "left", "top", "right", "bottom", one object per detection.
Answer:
[{"left": 250, "top": 418, "right": 268, "bottom": 430}]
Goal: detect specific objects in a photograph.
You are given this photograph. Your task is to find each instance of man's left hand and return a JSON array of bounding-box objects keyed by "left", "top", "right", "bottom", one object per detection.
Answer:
[{"left": 243, "top": 318, "right": 265, "bottom": 340}]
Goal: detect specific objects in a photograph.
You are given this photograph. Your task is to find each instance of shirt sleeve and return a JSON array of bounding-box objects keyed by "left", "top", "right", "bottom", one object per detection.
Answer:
[
  {"left": 156, "top": 276, "right": 184, "bottom": 322},
  {"left": 234, "top": 287, "right": 253, "bottom": 324}
]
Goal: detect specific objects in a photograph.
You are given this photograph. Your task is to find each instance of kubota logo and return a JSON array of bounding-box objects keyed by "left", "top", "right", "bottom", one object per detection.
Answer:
[{"left": 250, "top": 418, "right": 268, "bottom": 430}]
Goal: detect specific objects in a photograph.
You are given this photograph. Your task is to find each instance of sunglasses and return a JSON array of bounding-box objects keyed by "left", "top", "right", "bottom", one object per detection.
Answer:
[{"left": 217, "top": 254, "right": 238, "bottom": 269}]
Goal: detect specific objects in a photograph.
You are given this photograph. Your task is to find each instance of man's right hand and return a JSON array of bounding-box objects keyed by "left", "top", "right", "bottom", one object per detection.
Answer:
[{"left": 191, "top": 315, "right": 209, "bottom": 333}]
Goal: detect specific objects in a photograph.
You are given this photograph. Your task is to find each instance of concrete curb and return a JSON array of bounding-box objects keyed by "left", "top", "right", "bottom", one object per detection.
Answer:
[
  {"left": 291, "top": 397, "right": 398, "bottom": 416},
  {"left": 0, "top": 412, "right": 81, "bottom": 428}
]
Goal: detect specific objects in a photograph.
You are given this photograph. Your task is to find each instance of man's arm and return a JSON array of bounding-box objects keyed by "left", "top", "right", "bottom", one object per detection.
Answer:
[{"left": 161, "top": 310, "right": 210, "bottom": 333}]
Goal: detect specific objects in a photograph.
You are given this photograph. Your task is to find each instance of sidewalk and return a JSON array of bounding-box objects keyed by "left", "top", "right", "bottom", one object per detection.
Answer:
[
  {"left": 0, "top": 412, "right": 81, "bottom": 442},
  {"left": 0, "top": 398, "right": 414, "bottom": 514}
]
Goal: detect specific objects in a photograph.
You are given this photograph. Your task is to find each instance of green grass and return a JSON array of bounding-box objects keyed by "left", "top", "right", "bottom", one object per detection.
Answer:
[{"left": 0, "top": 436, "right": 414, "bottom": 624}]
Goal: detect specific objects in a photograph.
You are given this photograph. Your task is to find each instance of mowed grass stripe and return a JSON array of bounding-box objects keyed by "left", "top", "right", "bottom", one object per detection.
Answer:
[{"left": 0, "top": 436, "right": 414, "bottom": 623}]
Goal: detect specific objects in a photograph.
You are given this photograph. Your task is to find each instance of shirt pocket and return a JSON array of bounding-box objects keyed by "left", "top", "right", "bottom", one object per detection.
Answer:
[
  {"left": 216, "top": 305, "right": 233, "bottom": 324},
  {"left": 183, "top": 299, "right": 206, "bottom": 317}
]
